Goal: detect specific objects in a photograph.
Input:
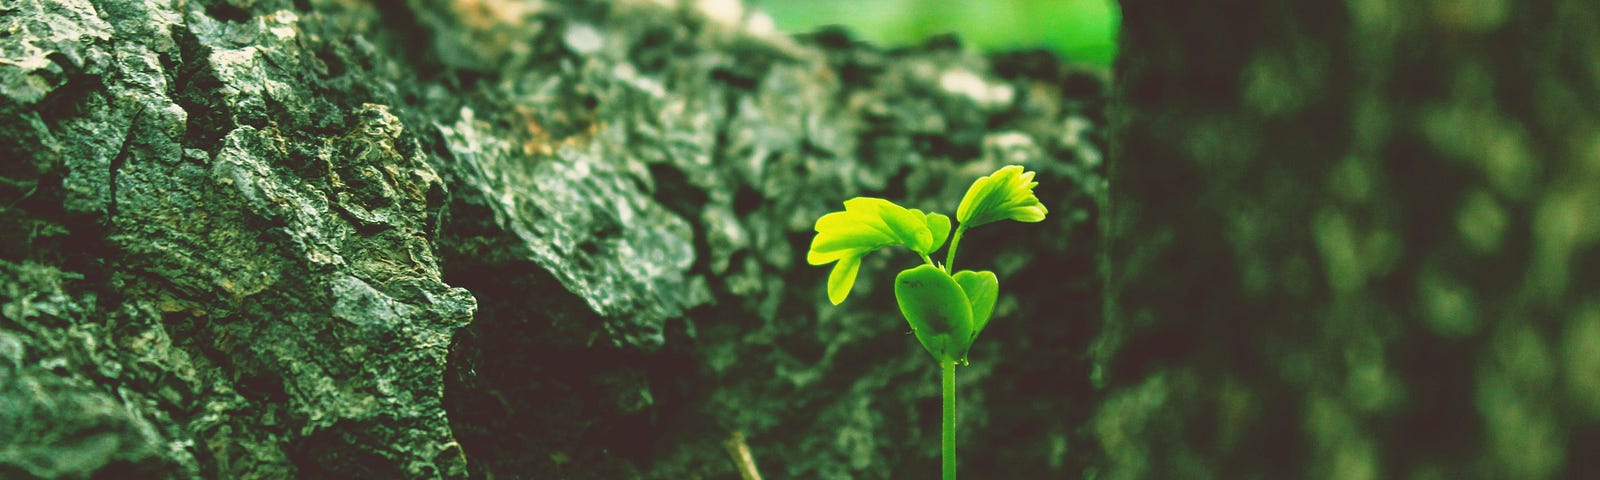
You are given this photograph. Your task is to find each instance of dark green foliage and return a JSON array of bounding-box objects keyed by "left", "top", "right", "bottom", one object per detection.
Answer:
[{"left": 1106, "top": 1, "right": 1600, "bottom": 478}]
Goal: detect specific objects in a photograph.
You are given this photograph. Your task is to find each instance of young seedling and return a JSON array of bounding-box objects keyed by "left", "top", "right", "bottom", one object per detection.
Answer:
[{"left": 807, "top": 165, "right": 1047, "bottom": 479}]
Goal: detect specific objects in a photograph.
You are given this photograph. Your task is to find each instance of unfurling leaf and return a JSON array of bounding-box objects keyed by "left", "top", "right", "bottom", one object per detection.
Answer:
[{"left": 956, "top": 165, "right": 1048, "bottom": 229}]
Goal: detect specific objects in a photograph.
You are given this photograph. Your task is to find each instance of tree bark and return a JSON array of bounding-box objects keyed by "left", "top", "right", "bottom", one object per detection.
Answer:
[{"left": 0, "top": 0, "right": 1104, "bottom": 478}]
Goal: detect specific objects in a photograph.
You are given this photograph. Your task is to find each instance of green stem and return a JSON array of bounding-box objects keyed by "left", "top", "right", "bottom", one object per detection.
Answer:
[
  {"left": 921, "top": 253, "right": 935, "bottom": 267},
  {"left": 942, "top": 359, "right": 956, "bottom": 480},
  {"left": 944, "top": 226, "right": 965, "bottom": 272}
]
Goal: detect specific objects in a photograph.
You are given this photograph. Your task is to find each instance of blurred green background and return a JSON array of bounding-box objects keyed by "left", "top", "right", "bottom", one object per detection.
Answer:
[{"left": 749, "top": 0, "right": 1120, "bottom": 66}]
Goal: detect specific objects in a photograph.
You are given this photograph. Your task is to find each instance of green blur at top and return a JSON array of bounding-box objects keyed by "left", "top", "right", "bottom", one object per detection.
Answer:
[{"left": 751, "top": 0, "right": 1119, "bottom": 66}]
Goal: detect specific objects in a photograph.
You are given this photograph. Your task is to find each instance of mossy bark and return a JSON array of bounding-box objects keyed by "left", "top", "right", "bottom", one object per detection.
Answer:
[{"left": 0, "top": 0, "right": 1104, "bottom": 478}]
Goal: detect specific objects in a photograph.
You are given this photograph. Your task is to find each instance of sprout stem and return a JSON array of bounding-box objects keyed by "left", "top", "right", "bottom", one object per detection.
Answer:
[
  {"left": 944, "top": 226, "right": 966, "bottom": 272},
  {"left": 724, "top": 431, "right": 763, "bottom": 480},
  {"left": 942, "top": 359, "right": 957, "bottom": 480}
]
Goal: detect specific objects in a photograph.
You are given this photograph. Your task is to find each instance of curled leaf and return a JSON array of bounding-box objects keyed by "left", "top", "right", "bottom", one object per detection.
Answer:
[{"left": 956, "top": 165, "right": 1048, "bottom": 229}]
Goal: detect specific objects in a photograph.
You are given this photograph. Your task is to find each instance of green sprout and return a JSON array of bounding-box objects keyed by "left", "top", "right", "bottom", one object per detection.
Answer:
[{"left": 807, "top": 165, "right": 1047, "bottom": 479}]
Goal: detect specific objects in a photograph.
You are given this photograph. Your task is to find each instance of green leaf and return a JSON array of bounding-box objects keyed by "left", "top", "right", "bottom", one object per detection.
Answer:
[
  {"left": 807, "top": 210, "right": 890, "bottom": 265},
  {"left": 953, "top": 270, "right": 998, "bottom": 343},
  {"left": 852, "top": 198, "right": 932, "bottom": 253},
  {"left": 895, "top": 265, "right": 974, "bottom": 363},
  {"left": 808, "top": 197, "right": 935, "bottom": 304},
  {"left": 826, "top": 255, "right": 862, "bottom": 305},
  {"left": 924, "top": 211, "right": 952, "bottom": 255},
  {"left": 956, "top": 165, "right": 1048, "bottom": 229}
]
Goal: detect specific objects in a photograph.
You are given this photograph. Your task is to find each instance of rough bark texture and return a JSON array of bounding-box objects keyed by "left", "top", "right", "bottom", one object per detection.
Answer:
[
  {"left": 1, "top": 0, "right": 1104, "bottom": 478},
  {"left": 1106, "top": 1, "right": 1600, "bottom": 478}
]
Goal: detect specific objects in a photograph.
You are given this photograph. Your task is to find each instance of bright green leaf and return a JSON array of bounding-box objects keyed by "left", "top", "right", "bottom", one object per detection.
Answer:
[
  {"left": 852, "top": 198, "right": 932, "bottom": 253},
  {"left": 895, "top": 265, "right": 974, "bottom": 363},
  {"left": 808, "top": 197, "right": 935, "bottom": 304},
  {"left": 956, "top": 165, "right": 1048, "bottom": 229},
  {"left": 807, "top": 214, "right": 890, "bottom": 265},
  {"left": 925, "top": 212, "right": 952, "bottom": 255},
  {"left": 827, "top": 255, "right": 862, "bottom": 305}
]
